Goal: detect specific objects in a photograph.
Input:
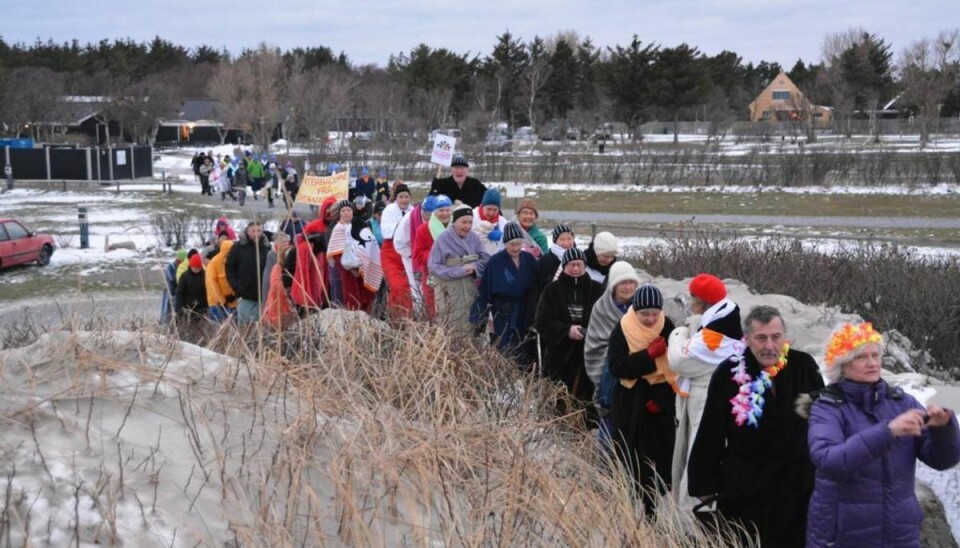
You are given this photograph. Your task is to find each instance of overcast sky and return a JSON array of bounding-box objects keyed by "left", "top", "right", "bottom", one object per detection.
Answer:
[{"left": 5, "top": 1, "right": 958, "bottom": 68}]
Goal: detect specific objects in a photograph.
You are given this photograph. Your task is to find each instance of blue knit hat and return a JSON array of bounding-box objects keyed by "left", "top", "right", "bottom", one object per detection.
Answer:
[
  {"left": 502, "top": 222, "right": 524, "bottom": 243},
  {"left": 562, "top": 247, "right": 586, "bottom": 266},
  {"left": 422, "top": 195, "right": 440, "bottom": 213},
  {"left": 481, "top": 188, "right": 502, "bottom": 208},
  {"left": 632, "top": 284, "right": 663, "bottom": 311},
  {"left": 433, "top": 194, "right": 453, "bottom": 209},
  {"left": 361, "top": 167, "right": 369, "bottom": 176}
]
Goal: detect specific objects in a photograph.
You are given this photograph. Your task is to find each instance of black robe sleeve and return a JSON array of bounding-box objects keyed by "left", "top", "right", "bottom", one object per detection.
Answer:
[
  {"left": 687, "top": 363, "right": 734, "bottom": 498},
  {"left": 534, "top": 282, "right": 572, "bottom": 346},
  {"left": 607, "top": 319, "right": 675, "bottom": 380}
]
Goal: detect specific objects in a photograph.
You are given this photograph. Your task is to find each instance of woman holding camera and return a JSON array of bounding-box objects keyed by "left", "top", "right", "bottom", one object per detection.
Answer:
[{"left": 804, "top": 322, "right": 960, "bottom": 547}]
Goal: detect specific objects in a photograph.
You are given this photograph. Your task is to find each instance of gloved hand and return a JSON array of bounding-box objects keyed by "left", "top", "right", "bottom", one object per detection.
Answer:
[
  {"left": 645, "top": 399, "right": 663, "bottom": 415},
  {"left": 488, "top": 228, "right": 503, "bottom": 242},
  {"left": 647, "top": 336, "right": 667, "bottom": 359}
]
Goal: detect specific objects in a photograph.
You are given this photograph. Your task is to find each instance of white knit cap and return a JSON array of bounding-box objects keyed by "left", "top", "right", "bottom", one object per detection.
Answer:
[
  {"left": 606, "top": 261, "right": 641, "bottom": 294},
  {"left": 593, "top": 231, "right": 618, "bottom": 255}
]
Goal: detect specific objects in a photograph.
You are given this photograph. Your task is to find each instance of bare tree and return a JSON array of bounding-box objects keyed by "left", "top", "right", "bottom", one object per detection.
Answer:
[
  {"left": 207, "top": 43, "right": 285, "bottom": 150},
  {"left": 899, "top": 30, "right": 960, "bottom": 146},
  {"left": 106, "top": 73, "right": 178, "bottom": 144},
  {"left": 286, "top": 64, "right": 357, "bottom": 153},
  {"left": 0, "top": 67, "right": 67, "bottom": 141},
  {"left": 522, "top": 38, "right": 551, "bottom": 130}
]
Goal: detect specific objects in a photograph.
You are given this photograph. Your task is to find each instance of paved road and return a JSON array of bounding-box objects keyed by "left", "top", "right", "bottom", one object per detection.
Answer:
[{"left": 536, "top": 210, "right": 960, "bottom": 230}]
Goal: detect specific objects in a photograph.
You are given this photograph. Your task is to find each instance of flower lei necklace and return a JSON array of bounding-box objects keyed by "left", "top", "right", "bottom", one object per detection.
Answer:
[{"left": 729, "top": 341, "right": 790, "bottom": 428}]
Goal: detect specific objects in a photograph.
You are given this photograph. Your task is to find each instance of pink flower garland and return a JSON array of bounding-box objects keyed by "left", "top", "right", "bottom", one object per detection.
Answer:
[{"left": 729, "top": 341, "right": 790, "bottom": 428}]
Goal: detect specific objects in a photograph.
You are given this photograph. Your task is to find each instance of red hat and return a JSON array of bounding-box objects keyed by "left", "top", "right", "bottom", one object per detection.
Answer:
[
  {"left": 189, "top": 254, "right": 203, "bottom": 269},
  {"left": 689, "top": 273, "right": 726, "bottom": 305}
]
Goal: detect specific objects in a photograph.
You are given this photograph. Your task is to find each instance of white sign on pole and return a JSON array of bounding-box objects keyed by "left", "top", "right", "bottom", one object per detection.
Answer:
[
  {"left": 116, "top": 150, "right": 127, "bottom": 166},
  {"left": 430, "top": 134, "right": 457, "bottom": 167},
  {"left": 503, "top": 183, "right": 525, "bottom": 198}
]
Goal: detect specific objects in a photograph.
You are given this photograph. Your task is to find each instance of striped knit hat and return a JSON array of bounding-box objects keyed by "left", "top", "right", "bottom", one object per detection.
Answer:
[
  {"left": 552, "top": 224, "right": 574, "bottom": 241},
  {"left": 632, "top": 284, "right": 663, "bottom": 311},
  {"left": 562, "top": 247, "right": 586, "bottom": 266},
  {"left": 502, "top": 222, "right": 524, "bottom": 243}
]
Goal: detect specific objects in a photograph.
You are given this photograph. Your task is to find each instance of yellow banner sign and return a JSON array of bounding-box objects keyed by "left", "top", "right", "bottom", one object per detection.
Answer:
[{"left": 295, "top": 171, "right": 350, "bottom": 205}]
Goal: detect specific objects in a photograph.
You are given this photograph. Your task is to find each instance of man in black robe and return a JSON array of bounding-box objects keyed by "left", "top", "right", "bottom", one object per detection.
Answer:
[
  {"left": 688, "top": 305, "right": 824, "bottom": 547},
  {"left": 429, "top": 154, "right": 487, "bottom": 208}
]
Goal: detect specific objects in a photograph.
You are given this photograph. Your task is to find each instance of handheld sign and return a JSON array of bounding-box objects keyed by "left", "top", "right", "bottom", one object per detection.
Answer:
[
  {"left": 295, "top": 170, "right": 350, "bottom": 205},
  {"left": 430, "top": 134, "right": 457, "bottom": 167}
]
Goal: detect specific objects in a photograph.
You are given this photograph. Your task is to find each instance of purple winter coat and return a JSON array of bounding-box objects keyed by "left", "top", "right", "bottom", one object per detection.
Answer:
[{"left": 806, "top": 380, "right": 960, "bottom": 547}]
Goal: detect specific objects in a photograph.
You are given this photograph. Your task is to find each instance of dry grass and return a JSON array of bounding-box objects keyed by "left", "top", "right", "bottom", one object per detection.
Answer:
[{"left": 0, "top": 310, "right": 748, "bottom": 547}]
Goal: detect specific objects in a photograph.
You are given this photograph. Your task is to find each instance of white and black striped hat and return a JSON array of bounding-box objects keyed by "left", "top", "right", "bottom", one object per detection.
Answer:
[
  {"left": 562, "top": 247, "right": 586, "bottom": 266},
  {"left": 502, "top": 222, "right": 524, "bottom": 243},
  {"left": 632, "top": 283, "right": 663, "bottom": 311},
  {"left": 552, "top": 224, "right": 574, "bottom": 240}
]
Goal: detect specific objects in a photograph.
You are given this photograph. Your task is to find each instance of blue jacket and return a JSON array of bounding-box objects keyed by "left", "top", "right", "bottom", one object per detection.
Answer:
[
  {"left": 470, "top": 250, "right": 539, "bottom": 351},
  {"left": 806, "top": 380, "right": 960, "bottom": 547}
]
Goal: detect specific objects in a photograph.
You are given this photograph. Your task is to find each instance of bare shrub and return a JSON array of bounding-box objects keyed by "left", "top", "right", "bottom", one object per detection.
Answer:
[
  {"left": 151, "top": 211, "right": 192, "bottom": 249},
  {"left": 627, "top": 227, "right": 960, "bottom": 379},
  {"left": 190, "top": 214, "right": 221, "bottom": 247},
  {"left": 54, "top": 233, "right": 73, "bottom": 248}
]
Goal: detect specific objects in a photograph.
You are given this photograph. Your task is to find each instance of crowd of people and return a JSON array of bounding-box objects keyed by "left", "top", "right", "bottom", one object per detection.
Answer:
[
  {"left": 161, "top": 151, "right": 960, "bottom": 547},
  {"left": 191, "top": 150, "right": 301, "bottom": 207}
]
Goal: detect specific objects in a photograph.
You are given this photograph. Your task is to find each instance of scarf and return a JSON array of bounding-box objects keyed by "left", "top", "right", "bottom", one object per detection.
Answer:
[
  {"left": 478, "top": 207, "right": 500, "bottom": 224},
  {"left": 683, "top": 298, "right": 741, "bottom": 365},
  {"left": 584, "top": 292, "right": 630, "bottom": 386},
  {"left": 357, "top": 235, "right": 383, "bottom": 293},
  {"left": 519, "top": 226, "right": 543, "bottom": 258},
  {"left": 548, "top": 243, "right": 566, "bottom": 282},
  {"left": 326, "top": 221, "right": 350, "bottom": 257},
  {"left": 619, "top": 308, "right": 679, "bottom": 391},
  {"left": 429, "top": 213, "right": 447, "bottom": 240}
]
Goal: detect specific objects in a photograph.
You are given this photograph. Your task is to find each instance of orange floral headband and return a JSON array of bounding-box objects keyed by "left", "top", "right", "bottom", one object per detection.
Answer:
[{"left": 825, "top": 323, "right": 883, "bottom": 367}]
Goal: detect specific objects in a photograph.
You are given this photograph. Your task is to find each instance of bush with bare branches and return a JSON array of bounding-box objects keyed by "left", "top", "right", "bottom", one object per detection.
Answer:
[{"left": 626, "top": 227, "right": 960, "bottom": 379}]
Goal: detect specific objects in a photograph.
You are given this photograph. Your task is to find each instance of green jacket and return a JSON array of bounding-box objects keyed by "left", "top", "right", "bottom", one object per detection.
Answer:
[
  {"left": 528, "top": 225, "right": 549, "bottom": 254},
  {"left": 246, "top": 159, "right": 265, "bottom": 179}
]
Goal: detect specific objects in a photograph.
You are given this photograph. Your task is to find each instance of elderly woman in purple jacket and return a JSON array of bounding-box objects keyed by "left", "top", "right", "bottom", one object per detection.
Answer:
[{"left": 804, "top": 322, "right": 960, "bottom": 548}]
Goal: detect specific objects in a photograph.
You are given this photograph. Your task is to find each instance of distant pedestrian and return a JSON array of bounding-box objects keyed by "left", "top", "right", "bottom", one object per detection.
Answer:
[{"left": 198, "top": 157, "right": 213, "bottom": 196}]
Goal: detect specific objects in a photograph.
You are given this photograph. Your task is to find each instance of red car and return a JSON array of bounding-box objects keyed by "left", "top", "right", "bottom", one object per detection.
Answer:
[{"left": 0, "top": 218, "right": 55, "bottom": 269}]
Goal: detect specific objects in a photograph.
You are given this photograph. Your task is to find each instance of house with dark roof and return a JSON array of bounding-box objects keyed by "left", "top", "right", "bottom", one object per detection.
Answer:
[{"left": 155, "top": 99, "right": 243, "bottom": 144}]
